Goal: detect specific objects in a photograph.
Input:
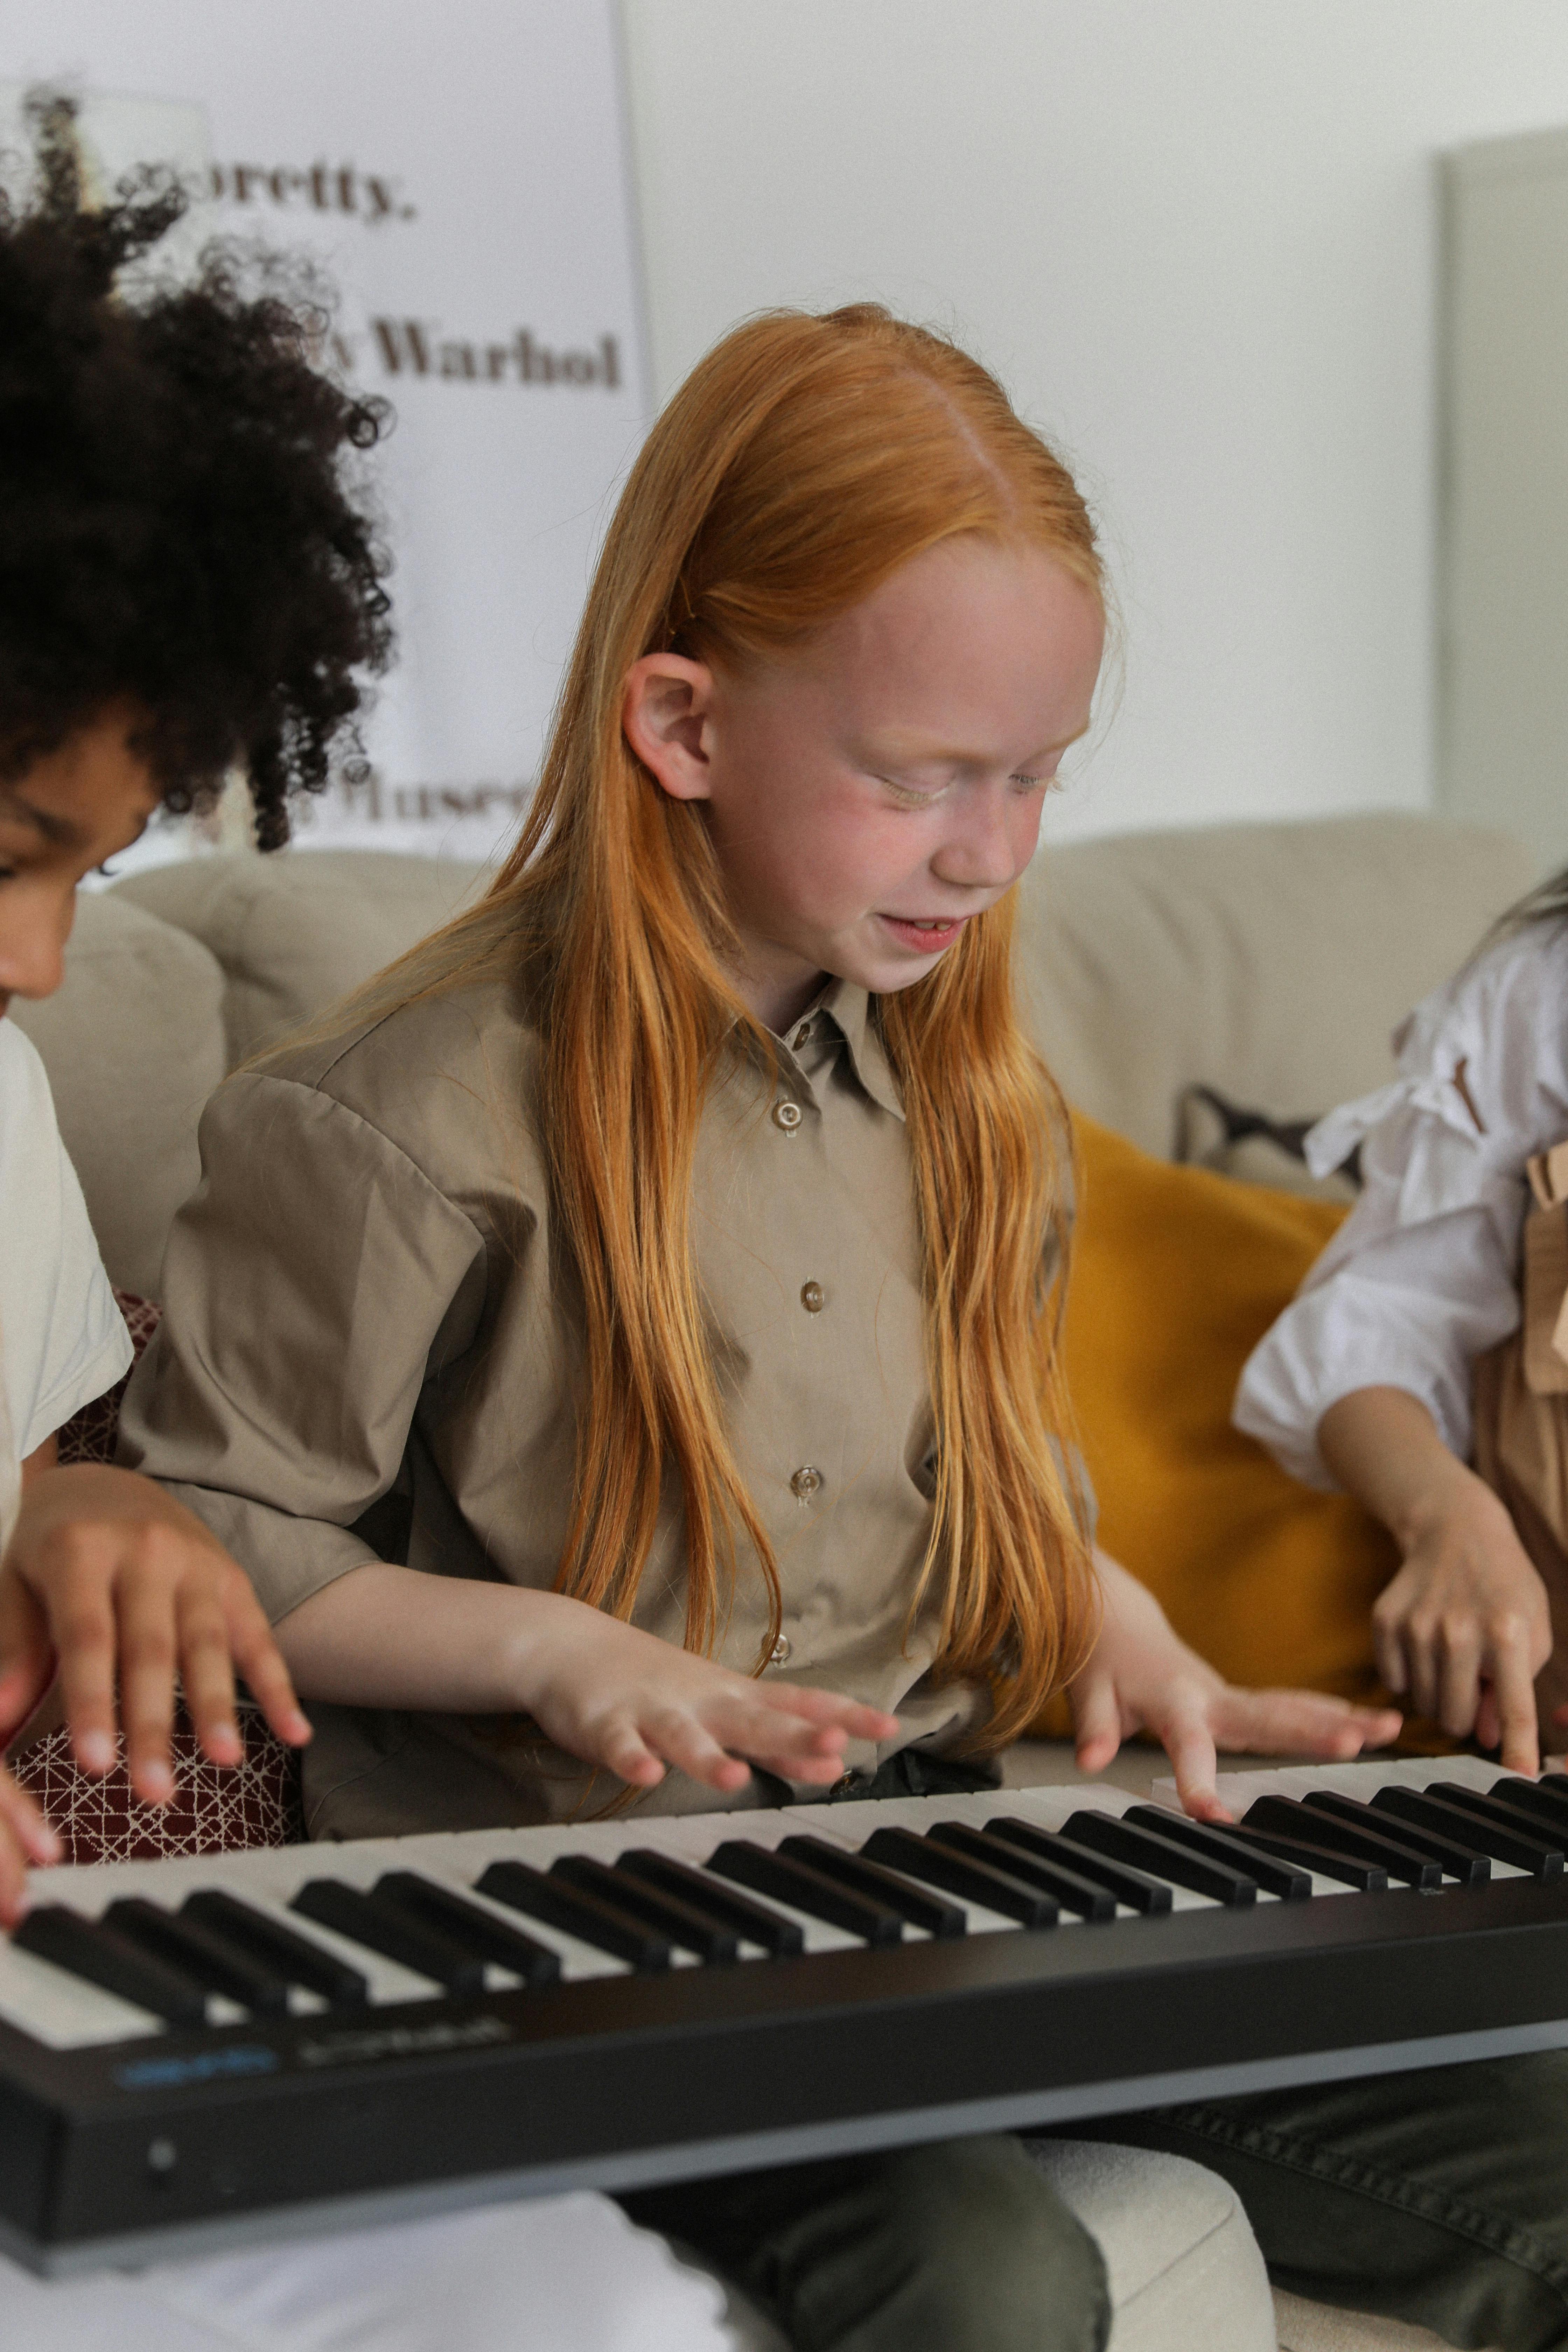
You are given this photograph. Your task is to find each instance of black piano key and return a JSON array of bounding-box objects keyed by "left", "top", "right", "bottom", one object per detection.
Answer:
[
  {"left": 926, "top": 1822, "right": 1116, "bottom": 1920},
  {"left": 1302, "top": 1791, "right": 1490, "bottom": 1884},
  {"left": 182, "top": 1890, "right": 369, "bottom": 2008},
  {"left": 372, "top": 1874, "right": 561, "bottom": 1987},
  {"left": 1225, "top": 1823, "right": 1390, "bottom": 1892},
  {"left": 104, "top": 1898, "right": 292, "bottom": 2015},
  {"left": 1372, "top": 1787, "right": 1563, "bottom": 1878},
  {"left": 14, "top": 1906, "right": 210, "bottom": 2026},
  {"left": 477, "top": 1860, "right": 672, "bottom": 1972},
  {"left": 1064, "top": 1811, "right": 1258, "bottom": 1906},
  {"left": 984, "top": 1819, "right": 1173, "bottom": 1914},
  {"left": 706, "top": 1842, "right": 904, "bottom": 1947},
  {"left": 614, "top": 1851, "right": 804, "bottom": 1957},
  {"left": 778, "top": 1836, "right": 968, "bottom": 1938},
  {"left": 860, "top": 1827, "right": 1059, "bottom": 1928},
  {"left": 291, "top": 1882, "right": 487, "bottom": 1994},
  {"left": 1245, "top": 1797, "right": 1441, "bottom": 1889},
  {"left": 1423, "top": 1786, "right": 1566, "bottom": 1876},
  {"left": 551, "top": 1856, "right": 739, "bottom": 1964},
  {"left": 1124, "top": 1807, "right": 1313, "bottom": 1902},
  {"left": 1488, "top": 1774, "right": 1568, "bottom": 1834}
]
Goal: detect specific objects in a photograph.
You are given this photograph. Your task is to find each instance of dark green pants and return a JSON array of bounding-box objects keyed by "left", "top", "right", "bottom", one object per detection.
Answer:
[
  {"left": 1094, "top": 2052, "right": 1568, "bottom": 2351},
  {"left": 621, "top": 2053, "right": 1568, "bottom": 2351}
]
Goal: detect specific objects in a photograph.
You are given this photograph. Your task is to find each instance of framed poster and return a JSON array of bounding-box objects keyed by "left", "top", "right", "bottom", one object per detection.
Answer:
[{"left": 0, "top": 1, "right": 651, "bottom": 867}]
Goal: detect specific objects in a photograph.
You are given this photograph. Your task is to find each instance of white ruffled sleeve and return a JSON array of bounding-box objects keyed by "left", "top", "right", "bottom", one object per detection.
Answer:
[{"left": 1233, "top": 923, "right": 1568, "bottom": 1488}]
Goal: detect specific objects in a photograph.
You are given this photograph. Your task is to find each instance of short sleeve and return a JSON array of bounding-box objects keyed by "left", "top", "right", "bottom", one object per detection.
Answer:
[
  {"left": 1235, "top": 924, "right": 1568, "bottom": 1483},
  {"left": 0, "top": 1023, "right": 131, "bottom": 1460},
  {"left": 118, "top": 1068, "right": 491, "bottom": 1622}
]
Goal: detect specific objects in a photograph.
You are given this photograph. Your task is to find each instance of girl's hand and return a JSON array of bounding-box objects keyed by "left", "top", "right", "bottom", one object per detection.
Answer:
[
  {"left": 1069, "top": 1552, "right": 1402, "bottom": 1821},
  {"left": 512, "top": 1595, "right": 900, "bottom": 1794},
  {"left": 0, "top": 1764, "right": 60, "bottom": 1928},
  {"left": 0, "top": 1463, "right": 312, "bottom": 1810},
  {"left": 1369, "top": 1469, "right": 1551, "bottom": 1775},
  {"left": 1319, "top": 1386, "right": 1553, "bottom": 1776}
]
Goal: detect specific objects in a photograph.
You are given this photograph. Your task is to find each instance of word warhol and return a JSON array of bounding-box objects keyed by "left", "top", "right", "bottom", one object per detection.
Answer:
[{"left": 370, "top": 322, "right": 622, "bottom": 388}]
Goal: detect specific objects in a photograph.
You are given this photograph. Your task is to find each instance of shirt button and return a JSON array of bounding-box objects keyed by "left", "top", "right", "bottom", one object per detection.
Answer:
[
  {"left": 800, "top": 1280, "right": 825, "bottom": 1314},
  {"left": 790, "top": 1465, "right": 822, "bottom": 1500},
  {"left": 768, "top": 1634, "right": 792, "bottom": 1666},
  {"left": 772, "top": 1099, "right": 803, "bottom": 1132},
  {"left": 791, "top": 1021, "right": 812, "bottom": 1050}
]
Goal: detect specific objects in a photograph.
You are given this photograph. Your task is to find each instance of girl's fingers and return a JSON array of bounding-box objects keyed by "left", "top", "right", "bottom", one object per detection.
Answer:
[
  {"left": 1488, "top": 1633, "right": 1542, "bottom": 1778},
  {"left": 226, "top": 1595, "right": 312, "bottom": 1749},
  {"left": 1412, "top": 1629, "right": 1455, "bottom": 1727},
  {"left": 50, "top": 1552, "right": 121, "bottom": 1777},
  {"left": 1437, "top": 1622, "right": 1484, "bottom": 1740},
  {"left": 176, "top": 1594, "right": 241, "bottom": 1767},
  {"left": 756, "top": 1685, "right": 900, "bottom": 1741},
  {"left": 1212, "top": 1688, "right": 1399, "bottom": 1758},
  {"left": 1159, "top": 1713, "right": 1228, "bottom": 1822},
  {"left": 1069, "top": 1666, "right": 1124, "bottom": 1777},
  {"left": 0, "top": 1572, "right": 54, "bottom": 1743},
  {"left": 595, "top": 1717, "right": 668, "bottom": 1787},
  {"left": 0, "top": 1764, "right": 60, "bottom": 1870},
  {"left": 0, "top": 1821, "right": 30, "bottom": 1931},
  {"left": 1372, "top": 1614, "right": 1408, "bottom": 1699},
  {"left": 638, "top": 1709, "right": 750, "bottom": 1792},
  {"left": 114, "top": 1567, "right": 181, "bottom": 1806}
]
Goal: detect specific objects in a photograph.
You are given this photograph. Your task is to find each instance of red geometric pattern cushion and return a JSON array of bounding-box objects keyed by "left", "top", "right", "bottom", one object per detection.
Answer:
[
  {"left": 10, "top": 1705, "right": 305, "bottom": 1863},
  {"left": 26, "top": 1290, "right": 306, "bottom": 1859}
]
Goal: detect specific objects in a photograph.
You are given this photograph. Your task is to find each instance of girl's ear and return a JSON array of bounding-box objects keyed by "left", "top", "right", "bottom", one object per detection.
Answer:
[{"left": 622, "top": 653, "right": 716, "bottom": 803}]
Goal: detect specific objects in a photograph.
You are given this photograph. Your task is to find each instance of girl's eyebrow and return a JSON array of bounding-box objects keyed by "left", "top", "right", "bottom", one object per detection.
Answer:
[
  {"left": 0, "top": 787, "right": 84, "bottom": 850},
  {"left": 870, "top": 717, "right": 1094, "bottom": 769}
]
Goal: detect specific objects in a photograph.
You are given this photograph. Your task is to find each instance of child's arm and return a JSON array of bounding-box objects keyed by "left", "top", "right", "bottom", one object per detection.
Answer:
[
  {"left": 1318, "top": 1384, "right": 1551, "bottom": 1776},
  {"left": 1069, "top": 1549, "right": 1403, "bottom": 1822},
  {"left": 0, "top": 1444, "right": 312, "bottom": 1821},
  {"left": 276, "top": 1564, "right": 900, "bottom": 1794}
]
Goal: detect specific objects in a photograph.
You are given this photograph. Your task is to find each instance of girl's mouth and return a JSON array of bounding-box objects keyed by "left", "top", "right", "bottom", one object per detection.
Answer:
[{"left": 878, "top": 913, "right": 966, "bottom": 954}]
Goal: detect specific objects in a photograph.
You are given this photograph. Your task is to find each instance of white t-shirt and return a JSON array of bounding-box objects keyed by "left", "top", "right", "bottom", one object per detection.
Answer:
[
  {"left": 0, "top": 1019, "right": 132, "bottom": 1550},
  {"left": 1235, "top": 918, "right": 1568, "bottom": 1486}
]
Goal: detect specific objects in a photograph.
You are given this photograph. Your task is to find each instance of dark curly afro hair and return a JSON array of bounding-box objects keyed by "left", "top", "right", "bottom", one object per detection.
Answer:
[{"left": 0, "top": 92, "right": 393, "bottom": 849}]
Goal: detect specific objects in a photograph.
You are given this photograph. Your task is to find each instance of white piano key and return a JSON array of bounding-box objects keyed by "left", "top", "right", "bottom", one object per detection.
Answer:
[{"left": 0, "top": 1934, "right": 164, "bottom": 2050}]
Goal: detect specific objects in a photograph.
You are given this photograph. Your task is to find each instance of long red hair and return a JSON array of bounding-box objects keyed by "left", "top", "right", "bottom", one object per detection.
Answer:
[{"left": 356, "top": 306, "right": 1104, "bottom": 1744}]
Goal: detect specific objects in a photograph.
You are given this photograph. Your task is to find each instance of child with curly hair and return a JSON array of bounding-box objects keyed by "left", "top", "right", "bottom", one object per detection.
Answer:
[{"left": 0, "top": 88, "right": 404, "bottom": 1914}]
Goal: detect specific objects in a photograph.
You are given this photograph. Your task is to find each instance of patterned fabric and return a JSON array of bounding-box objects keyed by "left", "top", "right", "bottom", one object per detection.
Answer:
[
  {"left": 10, "top": 1704, "right": 305, "bottom": 1862},
  {"left": 21, "top": 1291, "right": 306, "bottom": 1859},
  {"left": 55, "top": 1289, "right": 162, "bottom": 1464}
]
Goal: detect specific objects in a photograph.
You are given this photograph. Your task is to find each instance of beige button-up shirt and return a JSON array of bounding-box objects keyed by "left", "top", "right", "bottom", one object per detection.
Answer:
[{"left": 122, "top": 973, "right": 1049, "bottom": 1837}]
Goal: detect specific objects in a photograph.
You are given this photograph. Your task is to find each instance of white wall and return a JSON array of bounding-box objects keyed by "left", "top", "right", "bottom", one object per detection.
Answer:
[{"left": 619, "top": 0, "right": 1568, "bottom": 844}]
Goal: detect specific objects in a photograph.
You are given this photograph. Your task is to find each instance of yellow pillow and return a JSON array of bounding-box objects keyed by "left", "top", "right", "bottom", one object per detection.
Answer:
[{"left": 1034, "top": 1112, "right": 1398, "bottom": 1735}]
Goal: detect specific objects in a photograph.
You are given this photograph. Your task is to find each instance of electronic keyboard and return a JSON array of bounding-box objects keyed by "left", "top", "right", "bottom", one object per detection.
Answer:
[{"left": 5, "top": 1751, "right": 1568, "bottom": 2276}]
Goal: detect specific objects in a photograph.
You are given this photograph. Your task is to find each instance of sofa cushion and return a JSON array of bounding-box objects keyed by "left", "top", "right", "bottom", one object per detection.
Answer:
[
  {"left": 113, "top": 850, "right": 488, "bottom": 1064},
  {"left": 1027, "top": 2139, "right": 1276, "bottom": 2350},
  {"left": 1052, "top": 1112, "right": 1399, "bottom": 1717},
  {"left": 8, "top": 894, "right": 227, "bottom": 1296},
  {"left": 1017, "top": 814, "right": 1533, "bottom": 1157}
]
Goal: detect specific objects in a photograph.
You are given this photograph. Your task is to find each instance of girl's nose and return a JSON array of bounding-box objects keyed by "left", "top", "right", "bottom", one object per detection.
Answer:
[{"left": 931, "top": 784, "right": 1034, "bottom": 894}]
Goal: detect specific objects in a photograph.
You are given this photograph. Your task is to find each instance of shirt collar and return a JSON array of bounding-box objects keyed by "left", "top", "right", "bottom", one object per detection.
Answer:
[{"left": 809, "top": 979, "right": 905, "bottom": 1122}]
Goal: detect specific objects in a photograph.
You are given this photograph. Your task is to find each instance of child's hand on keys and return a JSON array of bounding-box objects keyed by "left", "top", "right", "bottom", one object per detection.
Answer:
[
  {"left": 0, "top": 1463, "right": 312, "bottom": 1832},
  {"left": 0, "top": 1764, "right": 60, "bottom": 1927},
  {"left": 512, "top": 1594, "right": 899, "bottom": 1793},
  {"left": 1069, "top": 1552, "right": 1402, "bottom": 1823}
]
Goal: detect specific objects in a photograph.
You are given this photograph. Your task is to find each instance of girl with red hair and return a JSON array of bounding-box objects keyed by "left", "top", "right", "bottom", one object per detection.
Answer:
[{"left": 122, "top": 307, "right": 1538, "bottom": 2351}]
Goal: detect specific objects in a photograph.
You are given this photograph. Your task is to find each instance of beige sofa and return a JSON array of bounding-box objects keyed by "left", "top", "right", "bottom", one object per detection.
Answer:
[{"left": 12, "top": 813, "right": 1534, "bottom": 2352}]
